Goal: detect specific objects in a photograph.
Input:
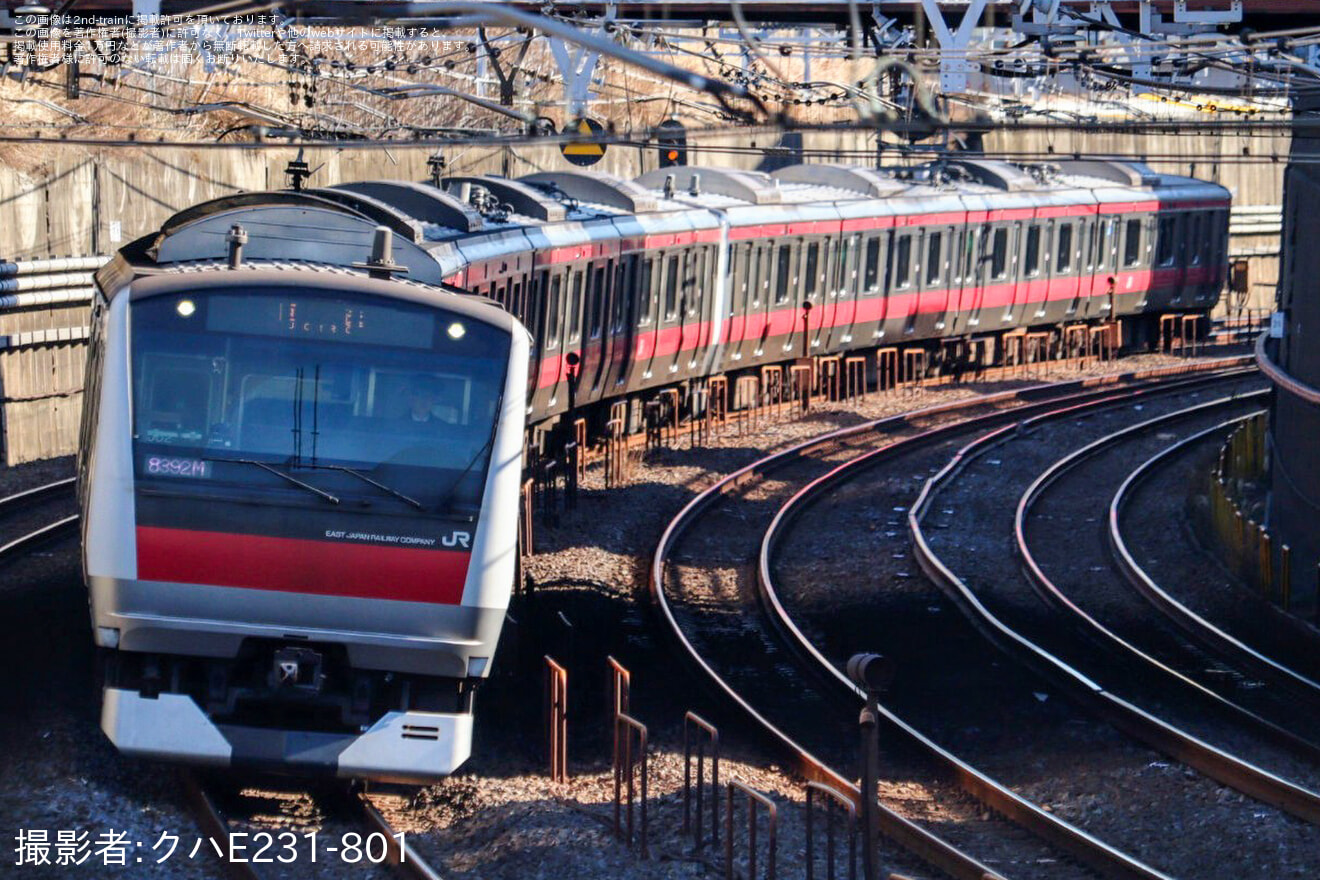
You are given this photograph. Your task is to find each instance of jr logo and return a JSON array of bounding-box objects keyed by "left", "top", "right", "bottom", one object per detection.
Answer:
[{"left": 442, "top": 531, "right": 472, "bottom": 549}]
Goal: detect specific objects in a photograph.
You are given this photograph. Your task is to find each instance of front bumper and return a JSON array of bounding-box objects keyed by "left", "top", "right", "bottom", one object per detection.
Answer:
[{"left": 102, "top": 687, "right": 473, "bottom": 782}]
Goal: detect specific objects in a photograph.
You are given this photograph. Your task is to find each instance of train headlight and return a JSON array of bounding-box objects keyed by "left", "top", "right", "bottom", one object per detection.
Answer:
[
  {"left": 447, "top": 321, "right": 466, "bottom": 340},
  {"left": 176, "top": 299, "right": 197, "bottom": 318}
]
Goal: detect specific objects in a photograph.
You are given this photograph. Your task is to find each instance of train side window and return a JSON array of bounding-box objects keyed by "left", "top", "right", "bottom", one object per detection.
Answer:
[
  {"left": 1123, "top": 219, "right": 1142, "bottom": 267},
  {"left": 1156, "top": 216, "right": 1176, "bottom": 267},
  {"left": 735, "top": 244, "right": 750, "bottom": 311},
  {"left": 837, "top": 235, "right": 855, "bottom": 293},
  {"left": 925, "top": 232, "right": 942, "bottom": 286},
  {"left": 1056, "top": 224, "right": 1074, "bottom": 273},
  {"left": 686, "top": 249, "right": 702, "bottom": 317},
  {"left": 750, "top": 245, "right": 764, "bottom": 307},
  {"left": 568, "top": 270, "right": 584, "bottom": 343},
  {"left": 1189, "top": 215, "right": 1204, "bottom": 265},
  {"left": 1024, "top": 225, "right": 1042, "bottom": 277},
  {"left": 637, "top": 258, "right": 655, "bottom": 327},
  {"left": 545, "top": 274, "right": 563, "bottom": 348},
  {"left": 961, "top": 229, "right": 977, "bottom": 281},
  {"left": 510, "top": 281, "right": 523, "bottom": 320},
  {"left": 663, "top": 255, "right": 680, "bottom": 321},
  {"left": 990, "top": 228, "right": 1008, "bottom": 280},
  {"left": 610, "top": 260, "right": 628, "bottom": 333},
  {"left": 590, "top": 265, "right": 607, "bottom": 337},
  {"left": 774, "top": 245, "right": 793, "bottom": 305},
  {"left": 862, "top": 237, "right": 881, "bottom": 294},
  {"left": 804, "top": 243, "right": 820, "bottom": 300},
  {"left": 893, "top": 234, "right": 912, "bottom": 289}
]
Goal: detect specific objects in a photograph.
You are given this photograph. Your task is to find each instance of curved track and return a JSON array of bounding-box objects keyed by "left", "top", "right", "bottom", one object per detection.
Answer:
[
  {"left": 1016, "top": 397, "right": 1320, "bottom": 765},
  {"left": 1109, "top": 422, "right": 1320, "bottom": 706},
  {"left": 908, "top": 378, "right": 1320, "bottom": 839},
  {"left": 650, "top": 358, "right": 1251, "bottom": 880}
]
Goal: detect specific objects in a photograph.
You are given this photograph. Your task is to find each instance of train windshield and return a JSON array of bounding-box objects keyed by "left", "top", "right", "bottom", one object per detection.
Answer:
[{"left": 129, "top": 288, "right": 511, "bottom": 515}]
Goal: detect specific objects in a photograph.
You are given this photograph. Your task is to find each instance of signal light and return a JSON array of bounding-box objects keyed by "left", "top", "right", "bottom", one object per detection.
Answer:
[{"left": 656, "top": 119, "right": 687, "bottom": 168}]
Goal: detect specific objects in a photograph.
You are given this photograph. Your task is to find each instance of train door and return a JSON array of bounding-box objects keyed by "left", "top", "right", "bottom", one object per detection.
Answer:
[
  {"left": 631, "top": 255, "right": 659, "bottom": 386},
  {"left": 968, "top": 224, "right": 1006, "bottom": 332},
  {"left": 803, "top": 239, "right": 825, "bottom": 353},
  {"left": 999, "top": 221, "right": 1025, "bottom": 329},
  {"left": 890, "top": 229, "right": 916, "bottom": 340},
  {"left": 565, "top": 267, "right": 586, "bottom": 403},
  {"left": 1089, "top": 216, "right": 1117, "bottom": 316},
  {"left": 540, "top": 269, "right": 567, "bottom": 410},
  {"left": 1015, "top": 219, "right": 1041, "bottom": 326},
  {"left": 915, "top": 226, "right": 945, "bottom": 339},
  {"left": 658, "top": 252, "right": 684, "bottom": 376},
  {"left": 525, "top": 269, "right": 547, "bottom": 411},
  {"left": 745, "top": 242, "right": 770, "bottom": 363},
  {"left": 604, "top": 256, "right": 633, "bottom": 390},
  {"left": 987, "top": 225, "right": 1010, "bottom": 327},
  {"left": 684, "top": 247, "right": 710, "bottom": 376},
  {"left": 1182, "top": 211, "right": 1203, "bottom": 303},
  {"left": 584, "top": 260, "right": 612, "bottom": 398},
  {"left": 1051, "top": 218, "right": 1080, "bottom": 325},
  {"left": 832, "top": 232, "right": 861, "bottom": 349},
  {"left": 771, "top": 242, "right": 797, "bottom": 358},
  {"left": 1152, "top": 214, "right": 1177, "bottom": 308},
  {"left": 724, "top": 242, "right": 750, "bottom": 365},
  {"left": 951, "top": 224, "right": 975, "bottom": 335},
  {"left": 860, "top": 234, "right": 886, "bottom": 341}
]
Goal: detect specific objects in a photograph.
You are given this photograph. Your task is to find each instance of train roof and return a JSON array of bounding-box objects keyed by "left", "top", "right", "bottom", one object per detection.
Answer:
[{"left": 99, "top": 159, "right": 1230, "bottom": 296}]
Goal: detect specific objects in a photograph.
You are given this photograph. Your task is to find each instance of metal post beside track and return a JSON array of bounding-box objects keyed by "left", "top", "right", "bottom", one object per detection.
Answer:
[
  {"left": 682, "top": 711, "right": 720, "bottom": 850},
  {"left": 805, "top": 782, "right": 857, "bottom": 880},
  {"left": 545, "top": 656, "right": 568, "bottom": 782},
  {"left": 613, "top": 712, "right": 649, "bottom": 858},
  {"left": 724, "top": 779, "right": 777, "bottom": 880},
  {"left": 607, "top": 655, "right": 631, "bottom": 766},
  {"left": 844, "top": 356, "right": 867, "bottom": 403}
]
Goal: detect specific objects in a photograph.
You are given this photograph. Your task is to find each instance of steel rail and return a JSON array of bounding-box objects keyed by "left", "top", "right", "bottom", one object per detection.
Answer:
[
  {"left": 0, "top": 478, "right": 80, "bottom": 559},
  {"left": 0, "top": 476, "right": 76, "bottom": 514},
  {"left": 911, "top": 379, "right": 1320, "bottom": 827},
  {"left": 1255, "top": 331, "right": 1320, "bottom": 407},
  {"left": 752, "top": 392, "right": 1270, "bottom": 879},
  {"left": 650, "top": 356, "right": 1251, "bottom": 880},
  {"left": 1108, "top": 418, "right": 1320, "bottom": 705},
  {"left": 344, "top": 788, "right": 448, "bottom": 880},
  {"left": 178, "top": 771, "right": 268, "bottom": 880},
  {"left": 1014, "top": 393, "right": 1320, "bottom": 763}
]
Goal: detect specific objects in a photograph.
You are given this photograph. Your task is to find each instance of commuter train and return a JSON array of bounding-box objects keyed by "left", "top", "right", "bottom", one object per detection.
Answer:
[{"left": 79, "top": 158, "right": 1228, "bottom": 780}]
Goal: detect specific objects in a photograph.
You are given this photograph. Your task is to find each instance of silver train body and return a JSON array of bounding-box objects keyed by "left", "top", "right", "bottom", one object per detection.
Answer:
[
  {"left": 80, "top": 158, "right": 1228, "bottom": 780},
  {"left": 83, "top": 248, "right": 528, "bottom": 781}
]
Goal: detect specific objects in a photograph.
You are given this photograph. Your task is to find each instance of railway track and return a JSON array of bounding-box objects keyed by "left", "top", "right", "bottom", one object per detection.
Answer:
[
  {"left": 650, "top": 357, "right": 1253, "bottom": 880},
  {"left": 180, "top": 771, "right": 443, "bottom": 880},
  {"left": 896, "top": 376, "right": 1320, "bottom": 875},
  {"left": 0, "top": 476, "right": 78, "bottom": 562},
  {"left": 916, "top": 379, "right": 1320, "bottom": 818},
  {"left": 1108, "top": 421, "right": 1320, "bottom": 707},
  {"left": 1016, "top": 395, "right": 1320, "bottom": 761}
]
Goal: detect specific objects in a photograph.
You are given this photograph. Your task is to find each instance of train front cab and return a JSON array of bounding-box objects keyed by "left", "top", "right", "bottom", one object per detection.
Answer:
[{"left": 80, "top": 270, "right": 528, "bottom": 782}]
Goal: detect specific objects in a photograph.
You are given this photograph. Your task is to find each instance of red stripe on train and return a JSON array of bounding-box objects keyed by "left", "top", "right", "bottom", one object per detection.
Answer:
[{"left": 136, "top": 527, "right": 469, "bottom": 604}]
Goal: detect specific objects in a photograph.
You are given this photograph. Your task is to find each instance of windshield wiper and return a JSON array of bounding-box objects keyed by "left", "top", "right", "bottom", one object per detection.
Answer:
[
  {"left": 203, "top": 457, "right": 340, "bottom": 505},
  {"left": 297, "top": 463, "right": 423, "bottom": 510},
  {"left": 435, "top": 435, "right": 496, "bottom": 519}
]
